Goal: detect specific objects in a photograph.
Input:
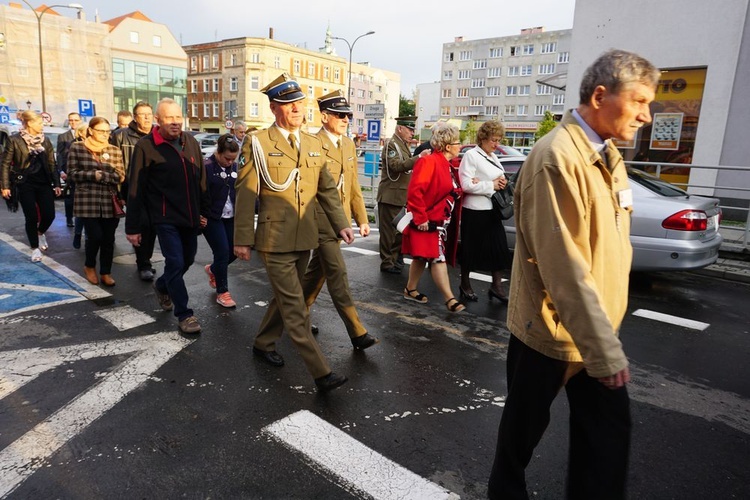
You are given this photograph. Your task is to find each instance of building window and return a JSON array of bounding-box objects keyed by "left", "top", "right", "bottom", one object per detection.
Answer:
[
  {"left": 459, "top": 50, "right": 472, "bottom": 61},
  {"left": 486, "top": 105, "right": 499, "bottom": 116},
  {"left": 471, "top": 79, "right": 485, "bottom": 88},
  {"left": 489, "top": 47, "right": 502, "bottom": 58},
  {"left": 308, "top": 85, "right": 314, "bottom": 97},
  {"left": 274, "top": 56, "right": 281, "bottom": 69},
  {"left": 203, "top": 79, "right": 210, "bottom": 92},
  {"left": 488, "top": 67, "right": 502, "bottom": 78},
  {"left": 458, "top": 70, "right": 470, "bottom": 79},
  {"left": 505, "top": 105, "right": 515, "bottom": 115},
  {"left": 293, "top": 60, "right": 300, "bottom": 73},
  {"left": 230, "top": 54, "right": 237, "bottom": 66},
  {"left": 152, "top": 35, "right": 161, "bottom": 47},
  {"left": 129, "top": 31, "right": 139, "bottom": 44},
  {"left": 190, "top": 80, "right": 197, "bottom": 93},
  {"left": 307, "top": 108, "right": 314, "bottom": 122},
  {"left": 539, "top": 64, "right": 555, "bottom": 75},
  {"left": 191, "top": 104, "right": 198, "bottom": 117},
  {"left": 250, "top": 102, "right": 259, "bottom": 117},
  {"left": 444, "top": 52, "right": 454, "bottom": 62},
  {"left": 456, "top": 106, "right": 468, "bottom": 115},
  {"left": 557, "top": 52, "right": 570, "bottom": 64},
  {"left": 443, "top": 70, "right": 453, "bottom": 80},
  {"left": 473, "top": 59, "right": 487, "bottom": 70},
  {"left": 441, "top": 106, "right": 450, "bottom": 116},
  {"left": 212, "top": 54, "right": 219, "bottom": 68},
  {"left": 357, "top": 104, "right": 365, "bottom": 112},
  {"left": 213, "top": 78, "right": 219, "bottom": 92},
  {"left": 487, "top": 86, "right": 501, "bottom": 96},
  {"left": 190, "top": 56, "right": 197, "bottom": 72},
  {"left": 541, "top": 42, "right": 556, "bottom": 54},
  {"left": 520, "top": 65, "right": 533, "bottom": 76},
  {"left": 230, "top": 77, "right": 238, "bottom": 92},
  {"left": 442, "top": 88, "right": 452, "bottom": 98},
  {"left": 537, "top": 84, "right": 553, "bottom": 95},
  {"left": 334, "top": 68, "right": 341, "bottom": 80},
  {"left": 308, "top": 62, "right": 315, "bottom": 75},
  {"left": 213, "top": 103, "right": 220, "bottom": 117},
  {"left": 323, "top": 66, "right": 330, "bottom": 79},
  {"left": 357, "top": 89, "right": 365, "bottom": 98},
  {"left": 203, "top": 103, "right": 210, "bottom": 117},
  {"left": 507, "top": 66, "right": 519, "bottom": 77},
  {"left": 535, "top": 104, "right": 550, "bottom": 116},
  {"left": 523, "top": 44, "right": 534, "bottom": 55},
  {"left": 510, "top": 45, "right": 521, "bottom": 56},
  {"left": 517, "top": 105, "right": 528, "bottom": 115},
  {"left": 519, "top": 85, "right": 530, "bottom": 96},
  {"left": 250, "top": 53, "right": 260, "bottom": 63},
  {"left": 470, "top": 97, "right": 483, "bottom": 106},
  {"left": 457, "top": 88, "right": 469, "bottom": 98},
  {"left": 202, "top": 55, "right": 209, "bottom": 71},
  {"left": 506, "top": 86, "right": 517, "bottom": 96},
  {"left": 553, "top": 94, "right": 565, "bottom": 105},
  {"left": 250, "top": 76, "right": 259, "bottom": 90}
]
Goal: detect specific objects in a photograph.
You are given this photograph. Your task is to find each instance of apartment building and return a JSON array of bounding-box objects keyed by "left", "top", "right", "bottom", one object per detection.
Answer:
[
  {"left": 183, "top": 32, "right": 400, "bottom": 138},
  {"left": 439, "top": 27, "right": 572, "bottom": 147}
]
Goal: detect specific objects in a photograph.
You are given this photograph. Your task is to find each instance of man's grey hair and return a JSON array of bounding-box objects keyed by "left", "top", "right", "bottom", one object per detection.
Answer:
[
  {"left": 429, "top": 122, "right": 460, "bottom": 152},
  {"left": 579, "top": 49, "right": 660, "bottom": 105}
]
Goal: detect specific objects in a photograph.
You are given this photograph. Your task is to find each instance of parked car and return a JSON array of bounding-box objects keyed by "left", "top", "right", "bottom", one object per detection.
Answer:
[
  {"left": 192, "top": 133, "right": 221, "bottom": 149},
  {"left": 0, "top": 122, "right": 68, "bottom": 156},
  {"left": 504, "top": 166, "right": 723, "bottom": 271},
  {"left": 449, "top": 143, "right": 525, "bottom": 169}
]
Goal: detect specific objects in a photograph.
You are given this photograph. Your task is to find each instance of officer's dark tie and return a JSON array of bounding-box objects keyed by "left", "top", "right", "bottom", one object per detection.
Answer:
[{"left": 289, "top": 134, "right": 299, "bottom": 160}]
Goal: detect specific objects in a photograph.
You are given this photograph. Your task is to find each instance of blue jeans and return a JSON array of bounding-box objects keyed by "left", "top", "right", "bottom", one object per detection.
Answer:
[
  {"left": 154, "top": 224, "right": 198, "bottom": 321},
  {"left": 202, "top": 217, "right": 236, "bottom": 294}
]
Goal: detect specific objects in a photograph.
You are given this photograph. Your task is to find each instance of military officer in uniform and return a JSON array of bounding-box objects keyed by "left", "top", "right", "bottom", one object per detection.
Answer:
[
  {"left": 234, "top": 73, "right": 354, "bottom": 392},
  {"left": 377, "top": 117, "right": 430, "bottom": 274},
  {"left": 258, "top": 90, "right": 379, "bottom": 351}
]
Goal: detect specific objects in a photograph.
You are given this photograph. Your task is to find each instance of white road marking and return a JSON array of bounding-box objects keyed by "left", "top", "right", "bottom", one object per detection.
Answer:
[
  {"left": 94, "top": 305, "right": 156, "bottom": 331},
  {"left": 342, "top": 246, "right": 378, "bottom": 256},
  {"left": 632, "top": 309, "right": 710, "bottom": 331},
  {"left": 263, "top": 410, "right": 460, "bottom": 500},
  {"left": 0, "top": 282, "right": 81, "bottom": 296},
  {"left": 0, "top": 294, "right": 10, "bottom": 301},
  {"left": 0, "top": 333, "right": 193, "bottom": 496}
]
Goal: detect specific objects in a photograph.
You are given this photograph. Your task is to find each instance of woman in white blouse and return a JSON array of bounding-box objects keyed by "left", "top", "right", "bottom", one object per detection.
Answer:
[{"left": 457, "top": 121, "right": 512, "bottom": 303}]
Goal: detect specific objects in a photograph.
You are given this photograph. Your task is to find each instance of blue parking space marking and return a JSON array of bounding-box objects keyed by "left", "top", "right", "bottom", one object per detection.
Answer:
[{"left": 0, "top": 233, "right": 109, "bottom": 317}]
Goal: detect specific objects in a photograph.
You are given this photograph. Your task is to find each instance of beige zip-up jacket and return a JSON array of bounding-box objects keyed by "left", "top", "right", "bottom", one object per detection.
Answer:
[{"left": 507, "top": 110, "right": 633, "bottom": 378}]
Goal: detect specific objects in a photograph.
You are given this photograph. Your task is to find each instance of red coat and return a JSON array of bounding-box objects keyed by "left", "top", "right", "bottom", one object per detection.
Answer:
[{"left": 401, "top": 151, "right": 461, "bottom": 264}]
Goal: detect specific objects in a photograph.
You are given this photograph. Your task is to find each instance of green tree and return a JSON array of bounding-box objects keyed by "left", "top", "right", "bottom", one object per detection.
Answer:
[
  {"left": 399, "top": 95, "right": 415, "bottom": 117},
  {"left": 535, "top": 111, "right": 557, "bottom": 141},
  {"left": 460, "top": 119, "right": 477, "bottom": 144}
]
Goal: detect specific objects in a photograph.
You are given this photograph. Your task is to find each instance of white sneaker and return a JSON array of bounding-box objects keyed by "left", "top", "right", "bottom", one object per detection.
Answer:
[
  {"left": 31, "top": 248, "right": 43, "bottom": 262},
  {"left": 38, "top": 234, "right": 48, "bottom": 251}
]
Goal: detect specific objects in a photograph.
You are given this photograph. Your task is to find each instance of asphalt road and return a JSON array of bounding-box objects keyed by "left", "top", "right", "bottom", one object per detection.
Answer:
[{"left": 1, "top": 203, "right": 749, "bottom": 499}]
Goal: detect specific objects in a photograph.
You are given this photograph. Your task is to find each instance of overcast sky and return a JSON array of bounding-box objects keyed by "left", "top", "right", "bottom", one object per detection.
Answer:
[{"left": 70, "top": 0, "right": 576, "bottom": 95}]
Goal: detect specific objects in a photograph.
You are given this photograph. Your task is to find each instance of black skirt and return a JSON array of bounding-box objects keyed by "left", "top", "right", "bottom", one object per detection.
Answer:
[{"left": 459, "top": 207, "right": 512, "bottom": 272}]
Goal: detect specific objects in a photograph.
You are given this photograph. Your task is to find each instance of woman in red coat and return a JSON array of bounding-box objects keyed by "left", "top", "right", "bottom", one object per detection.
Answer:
[{"left": 402, "top": 122, "right": 465, "bottom": 312}]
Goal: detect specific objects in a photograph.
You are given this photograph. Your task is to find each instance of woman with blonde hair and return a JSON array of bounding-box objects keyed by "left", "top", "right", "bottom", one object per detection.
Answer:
[
  {"left": 401, "top": 122, "right": 465, "bottom": 312},
  {"left": 0, "top": 110, "right": 61, "bottom": 262},
  {"left": 67, "top": 117, "right": 125, "bottom": 286}
]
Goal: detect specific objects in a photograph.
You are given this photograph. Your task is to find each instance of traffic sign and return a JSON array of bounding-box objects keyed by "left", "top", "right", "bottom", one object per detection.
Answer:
[
  {"left": 78, "top": 99, "right": 94, "bottom": 117},
  {"left": 364, "top": 104, "right": 385, "bottom": 119},
  {"left": 367, "top": 120, "right": 381, "bottom": 142},
  {"left": 0, "top": 114, "right": 9, "bottom": 124},
  {"left": 225, "top": 120, "right": 234, "bottom": 129},
  {"left": 41, "top": 112, "right": 52, "bottom": 124}
]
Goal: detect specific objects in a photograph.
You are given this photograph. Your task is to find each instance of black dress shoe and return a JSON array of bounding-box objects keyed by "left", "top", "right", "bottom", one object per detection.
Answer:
[
  {"left": 252, "top": 347, "right": 285, "bottom": 367},
  {"left": 311, "top": 324, "right": 319, "bottom": 335},
  {"left": 315, "top": 372, "right": 348, "bottom": 392},
  {"left": 488, "top": 287, "right": 509, "bottom": 304},
  {"left": 380, "top": 267, "right": 401, "bottom": 274},
  {"left": 351, "top": 333, "right": 379, "bottom": 350}
]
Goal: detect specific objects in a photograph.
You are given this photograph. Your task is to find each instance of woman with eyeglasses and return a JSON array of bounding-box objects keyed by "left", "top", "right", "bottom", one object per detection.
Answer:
[
  {"left": 202, "top": 134, "right": 240, "bottom": 308},
  {"left": 401, "top": 122, "right": 465, "bottom": 313},
  {"left": 0, "top": 110, "right": 62, "bottom": 262},
  {"left": 67, "top": 116, "right": 125, "bottom": 286}
]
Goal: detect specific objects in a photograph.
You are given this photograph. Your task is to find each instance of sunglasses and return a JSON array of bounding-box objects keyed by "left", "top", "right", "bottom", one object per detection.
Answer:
[{"left": 329, "top": 111, "right": 353, "bottom": 120}]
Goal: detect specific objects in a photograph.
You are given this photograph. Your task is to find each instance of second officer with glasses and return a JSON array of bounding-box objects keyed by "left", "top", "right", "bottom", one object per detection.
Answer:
[{"left": 203, "top": 134, "right": 240, "bottom": 308}]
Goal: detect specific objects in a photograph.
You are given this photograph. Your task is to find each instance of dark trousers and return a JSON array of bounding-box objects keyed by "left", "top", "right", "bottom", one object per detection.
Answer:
[
  {"left": 154, "top": 224, "right": 197, "bottom": 321},
  {"left": 81, "top": 217, "right": 120, "bottom": 274},
  {"left": 488, "top": 335, "right": 631, "bottom": 500},
  {"left": 18, "top": 183, "right": 56, "bottom": 249},
  {"left": 202, "top": 217, "right": 236, "bottom": 294},
  {"left": 377, "top": 202, "right": 403, "bottom": 270},
  {"left": 135, "top": 223, "right": 157, "bottom": 272}
]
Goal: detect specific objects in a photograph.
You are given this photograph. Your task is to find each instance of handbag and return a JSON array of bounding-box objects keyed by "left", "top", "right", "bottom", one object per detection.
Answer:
[
  {"left": 491, "top": 182, "right": 514, "bottom": 220},
  {"left": 110, "top": 190, "right": 126, "bottom": 218},
  {"left": 391, "top": 207, "right": 413, "bottom": 233}
]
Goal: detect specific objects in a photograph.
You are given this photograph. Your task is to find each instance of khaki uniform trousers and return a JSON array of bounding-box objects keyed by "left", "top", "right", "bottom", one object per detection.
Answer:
[
  {"left": 254, "top": 250, "right": 331, "bottom": 379},
  {"left": 378, "top": 202, "right": 403, "bottom": 270}
]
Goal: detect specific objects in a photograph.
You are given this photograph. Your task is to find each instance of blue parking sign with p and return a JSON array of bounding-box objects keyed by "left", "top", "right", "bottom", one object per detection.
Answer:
[
  {"left": 367, "top": 120, "right": 381, "bottom": 142},
  {"left": 78, "top": 99, "right": 94, "bottom": 117}
]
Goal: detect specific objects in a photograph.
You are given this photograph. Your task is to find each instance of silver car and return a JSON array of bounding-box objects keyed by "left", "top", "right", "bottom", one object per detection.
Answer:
[{"left": 503, "top": 164, "right": 723, "bottom": 271}]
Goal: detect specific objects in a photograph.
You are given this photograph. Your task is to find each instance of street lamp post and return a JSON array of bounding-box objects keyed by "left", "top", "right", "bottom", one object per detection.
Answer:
[
  {"left": 332, "top": 31, "right": 375, "bottom": 103},
  {"left": 21, "top": 1, "right": 83, "bottom": 113}
]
